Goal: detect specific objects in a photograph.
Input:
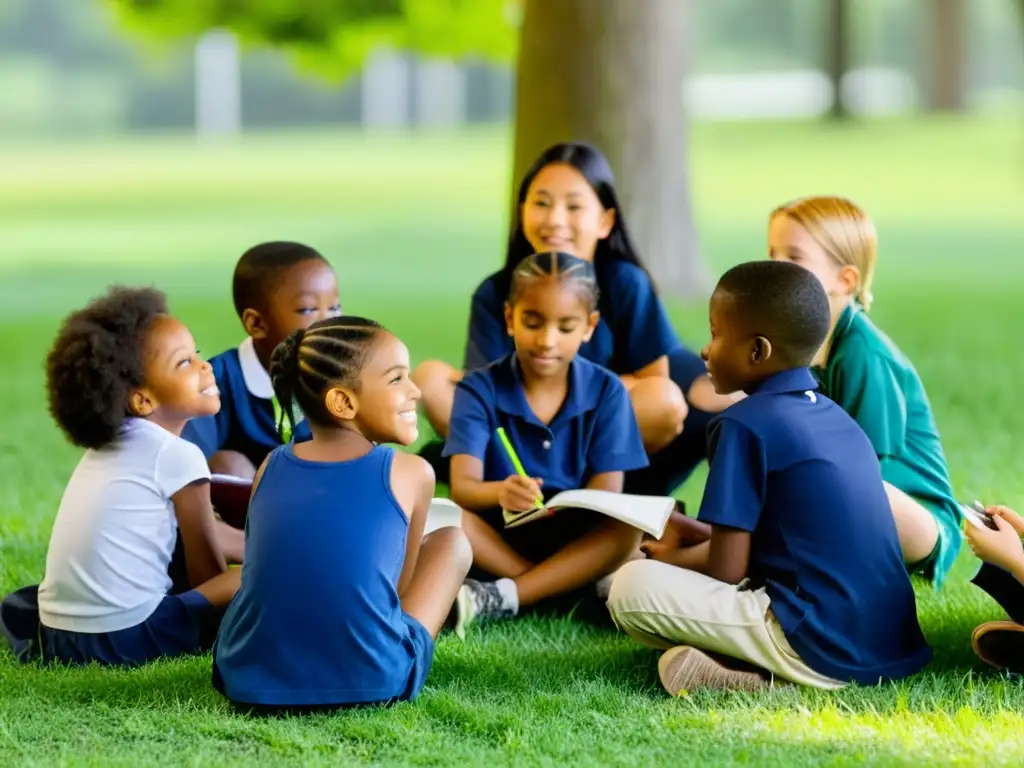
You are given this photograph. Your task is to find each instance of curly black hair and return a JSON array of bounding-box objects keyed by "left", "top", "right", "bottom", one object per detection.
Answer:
[{"left": 46, "top": 286, "right": 169, "bottom": 450}]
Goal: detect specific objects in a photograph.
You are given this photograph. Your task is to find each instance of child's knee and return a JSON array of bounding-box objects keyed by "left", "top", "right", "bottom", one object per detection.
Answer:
[
  {"left": 629, "top": 377, "right": 688, "bottom": 451},
  {"left": 209, "top": 450, "right": 256, "bottom": 479},
  {"left": 430, "top": 526, "right": 473, "bottom": 577},
  {"left": 605, "top": 558, "right": 651, "bottom": 621},
  {"left": 412, "top": 360, "right": 458, "bottom": 397},
  {"left": 602, "top": 518, "right": 645, "bottom": 554}
]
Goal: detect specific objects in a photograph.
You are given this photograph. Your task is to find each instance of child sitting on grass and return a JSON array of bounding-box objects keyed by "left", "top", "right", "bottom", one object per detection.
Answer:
[
  {"left": 444, "top": 252, "right": 649, "bottom": 634},
  {"left": 0, "top": 287, "right": 240, "bottom": 666},
  {"left": 768, "top": 196, "right": 963, "bottom": 589},
  {"left": 212, "top": 317, "right": 471, "bottom": 711},
  {"left": 608, "top": 261, "right": 932, "bottom": 694},
  {"left": 182, "top": 241, "right": 341, "bottom": 482}
]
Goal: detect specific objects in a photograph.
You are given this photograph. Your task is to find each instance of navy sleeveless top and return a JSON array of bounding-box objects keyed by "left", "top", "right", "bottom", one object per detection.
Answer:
[{"left": 213, "top": 444, "right": 418, "bottom": 707}]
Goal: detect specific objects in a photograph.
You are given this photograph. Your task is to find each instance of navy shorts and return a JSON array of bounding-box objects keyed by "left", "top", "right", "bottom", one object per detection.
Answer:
[
  {"left": 400, "top": 612, "right": 435, "bottom": 701},
  {"left": 212, "top": 611, "right": 435, "bottom": 714},
  {"left": 474, "top": 505, "right": 604, "bottom": 567},
  {"left": 0, "top": 585, "right": 224, "bottom": 667}
]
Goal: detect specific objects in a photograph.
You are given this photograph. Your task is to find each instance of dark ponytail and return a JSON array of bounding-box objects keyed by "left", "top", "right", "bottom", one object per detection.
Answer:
[
  {"left": 269, "top": 328, "right": 306, "bottom": 440},
  {"left": 268, "top": 316, "right": 385, "bottom": 435}
]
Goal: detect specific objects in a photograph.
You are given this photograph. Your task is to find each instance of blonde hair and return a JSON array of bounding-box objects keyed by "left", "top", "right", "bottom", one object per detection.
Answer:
[{"left": 769, "top": 196, "right": 878, "bottom": 312}]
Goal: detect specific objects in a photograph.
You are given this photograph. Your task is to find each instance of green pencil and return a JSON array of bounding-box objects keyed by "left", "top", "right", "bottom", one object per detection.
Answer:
[{"left": 496, "top": 427, "right": 543, "bottom": 508}]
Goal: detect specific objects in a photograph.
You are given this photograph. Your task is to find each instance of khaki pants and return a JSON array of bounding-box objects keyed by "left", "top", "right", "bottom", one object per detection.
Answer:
[{"left": 607, "top": 559, "right": 845, "bottom": 690}]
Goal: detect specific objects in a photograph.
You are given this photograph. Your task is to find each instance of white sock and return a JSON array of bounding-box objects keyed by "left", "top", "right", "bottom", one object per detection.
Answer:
[{"left": 494, "top": 577, "right": 520, "bottom": 615}]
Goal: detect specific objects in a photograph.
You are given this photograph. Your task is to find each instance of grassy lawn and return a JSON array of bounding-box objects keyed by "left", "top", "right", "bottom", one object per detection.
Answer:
[{"left": 1, "top": 117, "right": 1024, "bottom": 765}]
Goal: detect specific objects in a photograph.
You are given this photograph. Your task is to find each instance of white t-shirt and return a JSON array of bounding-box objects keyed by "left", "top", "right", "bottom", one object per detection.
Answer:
[{"left": 38, "top": 418, "right": 211, "bottom": 633}]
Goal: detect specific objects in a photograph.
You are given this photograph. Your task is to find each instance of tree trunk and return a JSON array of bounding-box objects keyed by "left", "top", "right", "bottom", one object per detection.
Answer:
[
  {"left": 825, "top": 0, "right": 850, "bottom": 120},
  {"left": 927, "top": 0, "right": 966, "bottom": 111},
  {"left": 509, "top": 0, "right": 710, "bottom": 300}
]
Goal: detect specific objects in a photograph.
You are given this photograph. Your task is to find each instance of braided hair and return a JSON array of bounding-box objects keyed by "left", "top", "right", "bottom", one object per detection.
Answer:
[
  {"left": 508, "top": 251, "right": 600, "bottom": 312},
  {"left": 268, "top": 316, "right": 386, "bottom": 437}
]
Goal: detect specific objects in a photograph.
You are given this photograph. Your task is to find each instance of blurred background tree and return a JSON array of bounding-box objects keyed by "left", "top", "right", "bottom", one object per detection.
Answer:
[{"left": 3, "top": 0, "right": 1018, "bottom": 296}]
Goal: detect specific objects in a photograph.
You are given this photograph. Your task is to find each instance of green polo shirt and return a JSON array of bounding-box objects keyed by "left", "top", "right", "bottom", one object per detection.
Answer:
[{"left": 813, "top": 302, "right": 962, "bottom": 588}]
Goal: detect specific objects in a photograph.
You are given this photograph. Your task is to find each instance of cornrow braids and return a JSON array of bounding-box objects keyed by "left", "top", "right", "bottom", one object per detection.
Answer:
[
  {"left": 508, "top": 251, "right": 600, "bottom": 312},
  {"left": 268, "top": 316, "right": 385, "bottom": 437}
]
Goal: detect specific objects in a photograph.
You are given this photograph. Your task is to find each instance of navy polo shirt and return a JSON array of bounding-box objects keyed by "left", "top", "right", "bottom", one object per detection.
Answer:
[
  {"left": 443, "top": 353, "right": 649, "bottom": 495},
  {"left": 182, "top": 338, "right": 311, "bottom": 469},
  {"left": 698, "top": 367, "right": 931, "bottom": 685},
  {"left": 463, "top": 260, "right": 682, "bottom": 375}
]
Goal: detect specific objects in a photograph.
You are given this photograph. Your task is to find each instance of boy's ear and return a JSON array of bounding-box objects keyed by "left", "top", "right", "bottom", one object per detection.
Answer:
[
  {"left": 324, "top": 386, "right": 358, "bottom": 422},
  {"left": 582, "top": 310, "right": 600, "bottom": 342},
  {"left": 504, "top": 302, "right": 514, "bottom": 337},
  {"left": 241, "top": 308, "right": 269, "bottom": 341},
  {"left": 128, "top": 388, "right": 155, "bottom": 418},
  {"left": 750, "top": 335, "right": 773, "bottom": 365}
]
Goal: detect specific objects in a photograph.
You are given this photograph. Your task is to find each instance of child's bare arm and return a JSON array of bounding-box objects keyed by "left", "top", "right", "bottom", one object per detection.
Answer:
[
  {"left": 645, "top": 525, "right": 750, "bottom": 585},
  {"left": 585, "top": 471, "right": 624, "bottom": 493},
  {"left": 250, "top": 456, "right": 269, "bottom": 496},
  {"left": 395, "top": 453, "right": 435, "bottom": 597},
  {"left": 450, "top": 455, "right": 543, "bottom": 512},
  {"left": 172, "top": 480, "right": 229, "bottom": 587},
  {"left": 707, "top": 526, "right": 751, "bottom": 584}
]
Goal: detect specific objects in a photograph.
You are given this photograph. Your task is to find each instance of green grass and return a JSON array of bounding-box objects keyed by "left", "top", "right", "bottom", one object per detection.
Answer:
[{"left": 2, "top": 117, "right": 1024, "bottom": 766}]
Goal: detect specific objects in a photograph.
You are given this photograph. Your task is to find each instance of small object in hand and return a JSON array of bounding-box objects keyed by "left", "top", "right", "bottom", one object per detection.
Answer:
[{"left": 963, "top": 500, "right": 999, "bottom": 531}]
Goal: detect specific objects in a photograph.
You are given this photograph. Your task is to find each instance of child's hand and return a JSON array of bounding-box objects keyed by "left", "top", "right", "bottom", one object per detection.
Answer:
[
  {"left": 499, "top": 475, "right": 543, "bottom": 512},
  {"left": 987, "top": 505, "right": 1024, "bottom": 536},
  {"left": 965, "top": 514, "right": 1024, "bottom": 573}
]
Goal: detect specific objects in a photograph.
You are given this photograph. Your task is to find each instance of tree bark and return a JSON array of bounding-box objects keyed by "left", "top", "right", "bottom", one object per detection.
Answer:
[
  {"left": 927, "top": 0, "right": 966, "bottom": 111},
  {"left": 825, "top": 0, "right": 850, "bottom": 120},
  {"left": 509, "top": 0, "right": 710, "bottom": 300}
]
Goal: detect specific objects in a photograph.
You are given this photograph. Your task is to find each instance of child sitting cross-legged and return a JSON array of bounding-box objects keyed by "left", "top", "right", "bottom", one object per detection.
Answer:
[
  {"left": 608, "top": 261, "right": 932, "bottom": 694},
  {"left": 212, "top": 317, "right": 472, "bottom": 711},
  {"left": 444, "top": 252, "right": 650, "bottom": 633},
  {"left": 0, "top": 287, "right": 240, "bottom": 667}
]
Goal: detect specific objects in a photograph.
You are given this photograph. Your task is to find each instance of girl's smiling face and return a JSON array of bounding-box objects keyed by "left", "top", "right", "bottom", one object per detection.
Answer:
[{"left": 521, "top": 163, "right": 615, "bottom": 263}]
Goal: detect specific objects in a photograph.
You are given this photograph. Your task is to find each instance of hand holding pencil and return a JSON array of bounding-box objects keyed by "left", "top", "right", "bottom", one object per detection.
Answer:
[
  {"left": 499, "top": 475, "right": 544, "bottom": 512},
  {"left": 497, "top": 427, "right": 544, "bottom": 512}
]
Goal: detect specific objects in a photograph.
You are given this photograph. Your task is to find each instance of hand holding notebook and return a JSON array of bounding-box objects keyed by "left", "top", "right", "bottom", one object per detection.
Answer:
[{"left": 494, "top": 428, "right": 675, "bottom": 539}]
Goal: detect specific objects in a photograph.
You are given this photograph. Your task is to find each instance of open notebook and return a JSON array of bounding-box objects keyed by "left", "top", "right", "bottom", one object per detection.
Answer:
[
  {"left": 503, "top": 489, "right": 675, "bottom": 539},
  {"left": 211, "top": 474, "right": 463, "bottom": 534}
]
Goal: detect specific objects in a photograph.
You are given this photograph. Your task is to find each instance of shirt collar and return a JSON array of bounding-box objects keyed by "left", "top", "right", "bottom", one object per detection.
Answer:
[
  {"left": 750, "top": 367, "right": 820, "bottom": 396},
  {"left": 493, "top": 354, "right": 601, "bottom": 429},
  {"left": 238, "top": 337, "right": 274, "bottom": 400},
  {"left": 823, "top": 301, "right": 858, "bottom": 366}
]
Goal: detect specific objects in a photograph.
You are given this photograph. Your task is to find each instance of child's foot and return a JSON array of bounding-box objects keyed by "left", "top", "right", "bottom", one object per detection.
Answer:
[
  {"left": 453, "top": 578, "right": 518, "bottom": 638},
  {"left": 971, "top": 621, "right": 1024, "bottom": 673},
  {"left": 658, "top": 646, "right": 768, "bottom": 695}
]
